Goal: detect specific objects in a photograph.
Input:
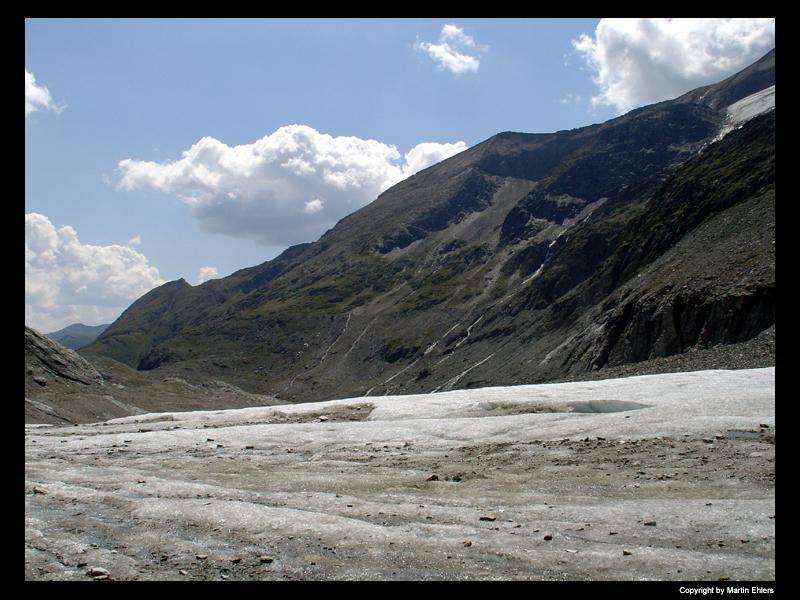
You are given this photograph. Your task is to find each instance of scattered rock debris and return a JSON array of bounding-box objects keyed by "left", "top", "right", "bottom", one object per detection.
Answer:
[
  {"left": 87, "top": 566, "right": 110, "bottom": 578},
  {"left": 24, "top": 369, "right": 775, "bottom": 581}
]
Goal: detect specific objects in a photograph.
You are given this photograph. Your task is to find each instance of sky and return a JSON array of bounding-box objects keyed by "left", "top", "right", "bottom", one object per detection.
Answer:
[{"left": 24, "top": 17, "right": 775, "bottom": 332}]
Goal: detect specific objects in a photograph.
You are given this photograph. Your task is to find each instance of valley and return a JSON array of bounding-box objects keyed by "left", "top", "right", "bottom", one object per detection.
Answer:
[{"left": 24, "top": 46, "right": 777, "bottom": 583}]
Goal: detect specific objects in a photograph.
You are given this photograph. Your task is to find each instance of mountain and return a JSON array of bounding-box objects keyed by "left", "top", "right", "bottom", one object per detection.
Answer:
[
  {"left": 26, "top": 325, "right": 107, "bottom": 423},
  {"left": 45, "top": 323, "right": 109, "bottom": 350},
  {"left": 81, "top": 49, "right": 775, "bottom": 403},
  {"left": 25, "top": 325, "right": 279, "bottom": 425},
  {"left": 27, "top": 325, "right": 104, "bottom": 388}
]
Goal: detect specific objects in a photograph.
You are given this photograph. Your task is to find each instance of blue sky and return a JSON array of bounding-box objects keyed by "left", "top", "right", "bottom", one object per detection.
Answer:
[{"left": 25, "top": 18, "right": 775, "bottom": 331}]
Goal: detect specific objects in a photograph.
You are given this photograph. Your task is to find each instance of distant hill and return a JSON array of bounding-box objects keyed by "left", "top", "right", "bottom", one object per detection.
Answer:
[{"left": 45, "top": 323, "right": 109, "bottom": 350}]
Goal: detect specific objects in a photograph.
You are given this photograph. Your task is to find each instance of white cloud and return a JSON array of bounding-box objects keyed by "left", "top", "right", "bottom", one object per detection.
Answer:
[
  {"left": 25, "top": 68, "right": 63, "bottom": 117},
  {"left": 25, "top": 213, "right": 165, "bottom": 332},
  {"left": 117, "top": 125, "right": 468, "bottom": 246},
  {"left": 415, "top": 24, "right": 488, "bottom": 74},
  {"left": 303, "top": 198, "right": 325, "bottom": 214},
  {"left": 572, "top": 18, "right": 775, "bottom": 114},
  {"left": 441, "top": 24, "right": 477, "bottom": 48},
  {"left": 127, "top": 235, "right": 142, "bottom": 247},
  {"left": 197, "top": 266, "right": 219, "bottom": 284},
  {"left": 401, "top": 141, "right": 469, "bottom": 176}
]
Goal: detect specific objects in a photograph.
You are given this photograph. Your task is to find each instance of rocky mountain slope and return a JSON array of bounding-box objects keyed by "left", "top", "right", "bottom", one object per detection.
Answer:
[
  {"left": 26, "top": 326, "right": 278, "bottom": 425},
  {"left": 27, "top": 326, "right": 104, "bottom": 388},
  {"left": 81, "top": 50, "right": 775, "bottom": 403},
  {"left": 45, "top": 323, "right": 109, "bottom": 350}
]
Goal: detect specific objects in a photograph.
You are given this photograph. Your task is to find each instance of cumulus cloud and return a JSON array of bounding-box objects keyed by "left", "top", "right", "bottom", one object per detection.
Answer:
[
  {"left": 25, "top": 68, "right": 63, "bottom": 117},
  {"left": 25, "top": 213, "right": 165, "bottom": 332},
  {"left": 402, "top": 141, "right": 470, "bottom": 175},
  {"left": 127, "top": 234, "right": 142, "bottom": 247},
  {"left": 303, "top": 198, "right": 324, "bottom": 214},
  {"left": 415, "top": 24, "right": 488, "bottom": 74},
  {"left": 572, "top": 18, "right": 775, "bottom": 114},
  {"left": 117, "top": 125, "right": 468, "bottom": 246},
  {"left": 197, "top": 266, "right": 219, "bottom": 284}
]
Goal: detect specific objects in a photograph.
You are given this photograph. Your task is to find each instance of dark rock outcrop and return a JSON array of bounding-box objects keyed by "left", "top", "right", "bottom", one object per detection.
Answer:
[{"left": 26, "top": 326, "right": 103, "bottom": 387}]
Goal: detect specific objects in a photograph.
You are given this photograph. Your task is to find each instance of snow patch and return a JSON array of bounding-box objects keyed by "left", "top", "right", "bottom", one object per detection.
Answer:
[
  {"left": 432, "top": 352, "right": 496, "bottom": 393},
  {"left": 40, "top": 368, "right": 774, "bottom": 447},
  {"left": 714, "top": 85, "right": 775, "bottom": 142},
  {"left": 727, "top": 85, "right": 775, "bottom": 125},
  {"left": 366, "top": 357, "right": 422, "bottom": 396},
  {"left": 319, "top": 311, "right": 352, "bottom": 363},
  {"left": 344, "top": 317, "right": 374, "bottom": 358},
  {"left": 522, "top": 263, "right": 545, "bottom": 286},
  {"left": 454, "top": 315, "right": 484, "bottom": 349}
]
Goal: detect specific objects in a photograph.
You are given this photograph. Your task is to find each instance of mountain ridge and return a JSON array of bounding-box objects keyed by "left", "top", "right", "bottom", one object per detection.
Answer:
[
  {"left": 80, "top": 49, "right": 775, "bottom": 403},
  {"left": 44, "top": 322, "right": 109, "bottom": 350}
]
